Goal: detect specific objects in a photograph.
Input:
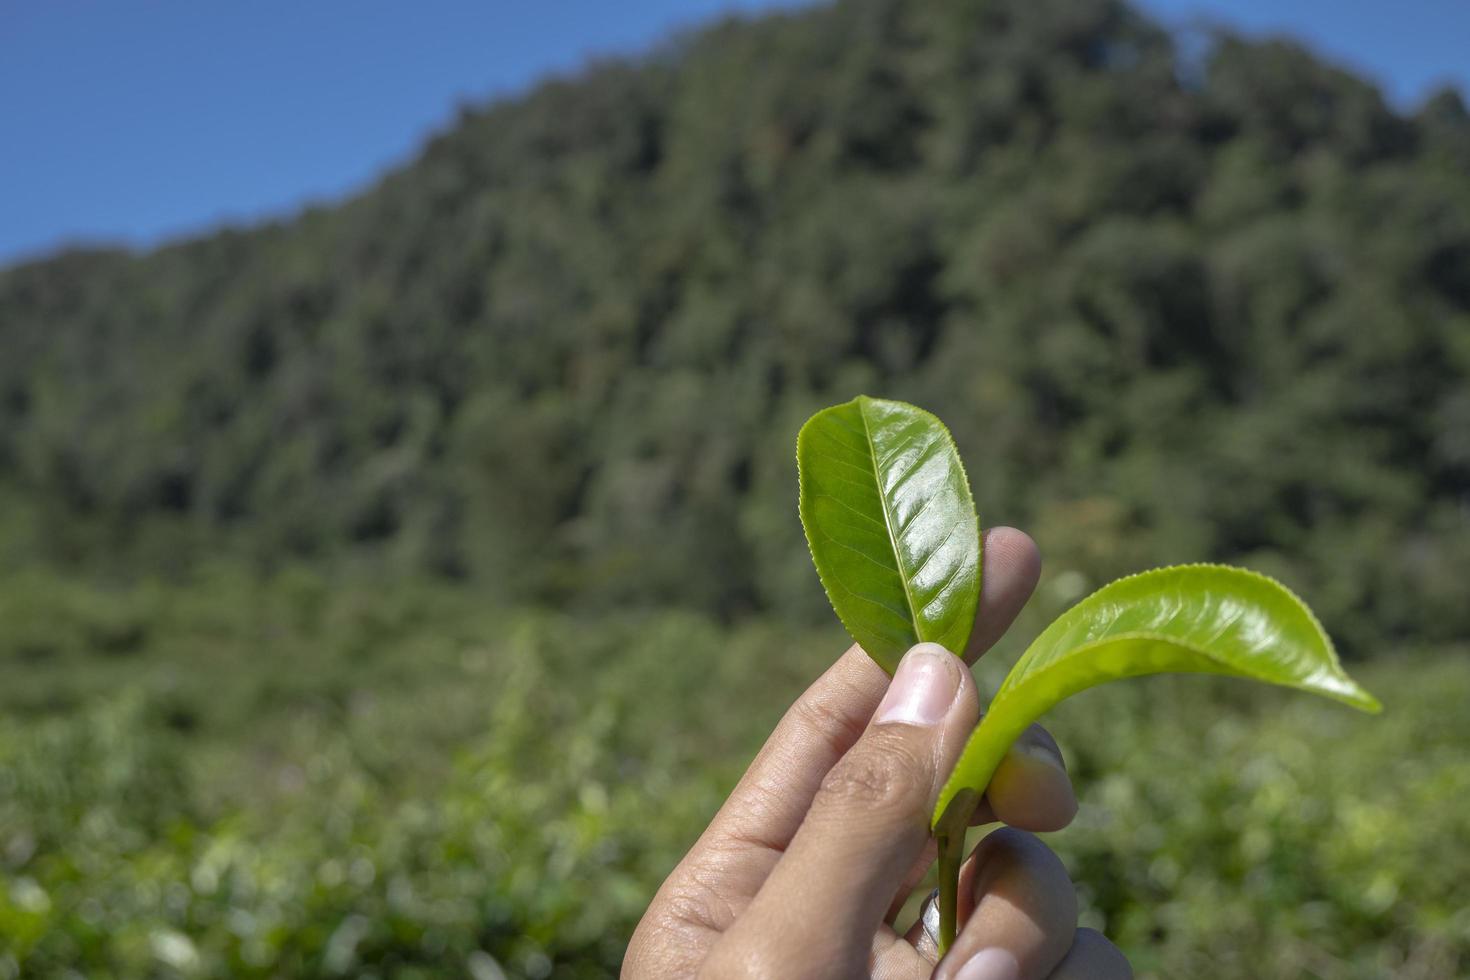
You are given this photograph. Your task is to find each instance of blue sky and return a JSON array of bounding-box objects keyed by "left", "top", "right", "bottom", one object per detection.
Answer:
[{"left": 2, "top": 0, "right": 1466, "bottom": 266}]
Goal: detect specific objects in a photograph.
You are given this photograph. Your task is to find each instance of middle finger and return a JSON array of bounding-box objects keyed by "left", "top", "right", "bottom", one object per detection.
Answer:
[{"left": 893, "top": 828, "right": 1078, "bottom": 979}]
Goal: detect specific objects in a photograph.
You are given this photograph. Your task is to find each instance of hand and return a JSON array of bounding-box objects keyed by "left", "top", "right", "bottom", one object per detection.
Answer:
[{"left": 625, "top": 528, "right": 1131, "bottom": 979}]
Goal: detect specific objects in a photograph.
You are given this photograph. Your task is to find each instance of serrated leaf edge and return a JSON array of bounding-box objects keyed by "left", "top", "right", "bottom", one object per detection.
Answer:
[{"left": 796, "top": 395, "right": 983, "bottom": 670}]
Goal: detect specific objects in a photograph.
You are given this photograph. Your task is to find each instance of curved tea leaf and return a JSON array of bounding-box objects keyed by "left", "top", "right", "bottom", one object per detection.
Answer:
[
  {"left": 933, "top": 564, "right": 1381, "bottom": 828},
  {"left": 798, "top": 396, "right": 981, "bottom": 673}
]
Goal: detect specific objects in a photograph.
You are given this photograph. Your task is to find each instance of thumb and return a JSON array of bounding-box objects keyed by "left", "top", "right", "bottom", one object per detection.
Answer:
[{"left": 708, "top": 643, "right": 980, "bottom": 979}]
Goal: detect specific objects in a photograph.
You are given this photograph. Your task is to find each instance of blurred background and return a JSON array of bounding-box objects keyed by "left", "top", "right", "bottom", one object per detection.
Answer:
[{"left": 2, "top": 0, "right": 1468, "bottom": 976}]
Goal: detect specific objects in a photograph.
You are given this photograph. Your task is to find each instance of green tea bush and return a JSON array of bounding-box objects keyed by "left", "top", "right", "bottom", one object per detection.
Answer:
[
  {"left": 1042, "top": 655, "right": 1470, "bottom": 979},
  {"left": 0, "top": 584, "right": 1465, "bottom": 978},
  {"left": 0, "top": 607, "right": 821, "bottom": 978}
]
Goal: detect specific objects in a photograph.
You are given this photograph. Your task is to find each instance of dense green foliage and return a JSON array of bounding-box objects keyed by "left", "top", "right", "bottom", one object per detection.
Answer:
[
  {"left": 0, "top": 575, "right": 1465, "bottom": 978},
  {"left": 1, "top": 0, "right": 1467, "bottom": 656},
  {"left": 3, "top": 0, "right": 1469, "bottom": 975}
]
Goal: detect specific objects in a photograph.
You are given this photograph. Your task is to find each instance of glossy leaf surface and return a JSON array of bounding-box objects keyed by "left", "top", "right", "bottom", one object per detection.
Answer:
[
  {"left": 934, "top": 564, "right": 1381, "bottom": 828},
  {"left": 798, "top": 396, "right": 981, "bottom": 673}
]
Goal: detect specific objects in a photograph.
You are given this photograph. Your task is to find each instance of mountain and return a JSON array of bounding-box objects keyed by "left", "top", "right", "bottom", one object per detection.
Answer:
[{"left": 3, "top": 0, "right": 1468, "bottom": 654}]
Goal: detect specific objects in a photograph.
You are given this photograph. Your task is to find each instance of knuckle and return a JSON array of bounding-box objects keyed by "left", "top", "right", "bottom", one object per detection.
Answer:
[
  {"left": 663, "top": 879, "right": 735, "bottom": 933},
  {"left": 790, "top": 688, "right": 869, "bottom": 758},
  {"left": 815, "top": 735, "right": 929, "bottom": 817},
  {"left": 624, "top": 884, "right": 725, "bottom": 977}
]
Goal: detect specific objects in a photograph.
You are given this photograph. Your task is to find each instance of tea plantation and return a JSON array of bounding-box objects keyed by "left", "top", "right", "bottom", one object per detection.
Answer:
[{"left": 1, "top": 571, "right": 1464, "bottom": 978}]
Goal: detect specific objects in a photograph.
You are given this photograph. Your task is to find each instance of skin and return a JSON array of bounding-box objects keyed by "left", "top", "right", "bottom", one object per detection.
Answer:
[{"left": 624, "top": 528, "right": 1132, "bottom": 980}]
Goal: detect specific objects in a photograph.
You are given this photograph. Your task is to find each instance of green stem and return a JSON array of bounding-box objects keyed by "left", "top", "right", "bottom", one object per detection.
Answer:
[
  {"left": 932, "top": 787, "right": 979, "bottom": 956},
  {"left": 936, "top": 827, "right": 965, "bottom": 955}
]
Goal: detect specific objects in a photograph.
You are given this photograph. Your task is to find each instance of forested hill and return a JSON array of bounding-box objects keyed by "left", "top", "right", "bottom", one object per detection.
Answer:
[{"left": 2, "top": 0, "right": 1468, "bottom": 655}]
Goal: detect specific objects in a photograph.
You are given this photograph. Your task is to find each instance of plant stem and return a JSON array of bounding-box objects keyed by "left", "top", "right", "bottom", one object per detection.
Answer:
[
  {"left": 932, "top": 787, "right": 979, "bottom": 956},
  {"left": 936, "top": 827, "right": 965, "bottom": 955}
]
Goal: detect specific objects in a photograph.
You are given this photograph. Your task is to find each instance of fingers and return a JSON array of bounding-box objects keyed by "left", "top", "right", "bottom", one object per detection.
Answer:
[
  {"left": 974, "top": 725, "right": 1077, "bottom": 833},
  {"left": 706, "top": 527, "right": 1040, "bottom": 849},
  {"left": 887, "top": 725, "right": 1075, "bottom": 929},
  {"left": 963, "top": 527, "right": 1042, "bottom": 662},
  {"left": 653, "top": 528, "right": 1043, "bottom": 939},
  {"left": 899, "top": 838, "right": 1130, "bottom": 980},
  {"left": 703, "top": 644, "right": 980, "bottom": 979},
  {"left": 933, "top": 829, "right": 1078, "bottom": 980},
  {"left": 1047, "top": 929, "right": 1133, "bottom": 979}
]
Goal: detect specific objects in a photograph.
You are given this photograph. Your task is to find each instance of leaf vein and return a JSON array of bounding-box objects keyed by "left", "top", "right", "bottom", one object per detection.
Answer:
[
  {"left": 883, "top": 438, "right": 942, "bottom": 501},
  {"left": 920, "top": 556, "right": 968, "bottom": 615},
  {"left": 812, "top": 493, "right": 887, "bottom": 529},
  {"left": 816, "top": 526, "right": 901, "bottom": 574},
  {"left": 910, "top": 522, "right": 961, "bottom": 586}
]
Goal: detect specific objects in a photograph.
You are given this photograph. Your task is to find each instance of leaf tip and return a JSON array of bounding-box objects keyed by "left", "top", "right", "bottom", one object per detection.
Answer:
[{"left": 1340, "top": 682, "right": 1383, "bottom": 715}]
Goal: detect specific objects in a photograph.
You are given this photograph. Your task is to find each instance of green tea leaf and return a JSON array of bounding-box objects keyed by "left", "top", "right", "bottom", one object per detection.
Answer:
[
  {"left": 933, "top": 564, "right": 1381, "bottom": 829},
  {"left": 798, "top": 396, "right": 981, "bottom": 673}
]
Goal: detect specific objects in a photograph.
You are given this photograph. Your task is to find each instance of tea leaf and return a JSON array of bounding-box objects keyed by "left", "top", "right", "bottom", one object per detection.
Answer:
[
  {"left": 798, "top": 396, "right": 981, "bottom": 673},
  {"left": 933, "top": 564, "right": 1381, "bottom": 829}
]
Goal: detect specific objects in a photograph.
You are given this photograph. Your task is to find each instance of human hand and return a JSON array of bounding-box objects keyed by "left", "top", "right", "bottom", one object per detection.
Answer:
[{"left": 624, "top": 528, "right": 1131, "bottom": 979}]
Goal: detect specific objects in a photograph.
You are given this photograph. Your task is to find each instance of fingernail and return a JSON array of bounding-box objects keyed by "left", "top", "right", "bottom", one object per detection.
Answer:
[
  {"left": 1013, "top": 738, "right": 1067, "bottom": 776},
  {"left": 953, "top": 947, "right": 1020, "bottom": 980},
  {"left": 873, "top": 643, "right": 959, "bottom": 727}
]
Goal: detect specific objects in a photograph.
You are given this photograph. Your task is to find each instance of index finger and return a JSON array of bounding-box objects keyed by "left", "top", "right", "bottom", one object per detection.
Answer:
[{"left": 651, "top": 527, "right": 1042, "bottom": 933}]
